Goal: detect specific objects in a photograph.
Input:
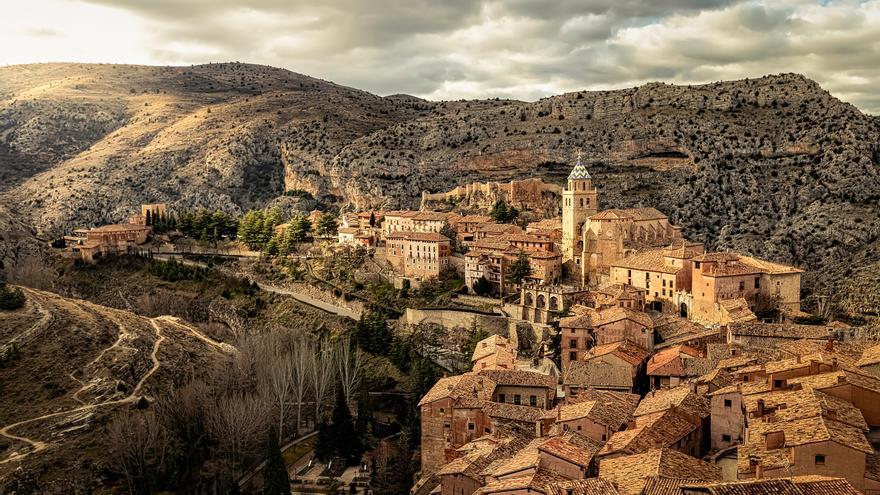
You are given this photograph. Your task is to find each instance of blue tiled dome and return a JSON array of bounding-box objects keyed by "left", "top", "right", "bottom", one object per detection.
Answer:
[{"left": 568, "top": 155, "right": 591, "bottom": 180}]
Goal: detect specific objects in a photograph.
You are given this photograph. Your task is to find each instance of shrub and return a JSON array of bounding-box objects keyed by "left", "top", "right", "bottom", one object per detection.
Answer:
[{"left": 0, "top": 284, "right": 26, "bottom": 310}]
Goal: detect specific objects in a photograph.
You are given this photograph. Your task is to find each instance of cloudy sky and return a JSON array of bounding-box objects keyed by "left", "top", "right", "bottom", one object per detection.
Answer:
[{"left": 3, "top": 0, "right": 879, "bottom": 113}]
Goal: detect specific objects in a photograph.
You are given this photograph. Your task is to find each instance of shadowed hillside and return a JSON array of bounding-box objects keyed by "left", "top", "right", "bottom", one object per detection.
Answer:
[{"left": 1, "top": 63, "right": 879, "bottom": 310}]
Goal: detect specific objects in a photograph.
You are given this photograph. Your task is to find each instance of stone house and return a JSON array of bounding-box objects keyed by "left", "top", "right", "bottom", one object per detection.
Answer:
[
  {"left": 559, "top": 308, "right": 653, "bottom": 372},
  {"left": 550, "top": 389, "right": 640, "bottom": 444},
  {"left": 646, "top": 344, "right": 708, "bottom": 389},
  {"left": 447, "top": 214, "right": 493, "bottom": 244},
  {"left": 857, "top": 344, "right": 880, "bottom": 378},
  {"left": 472, "top": 335, "right": 517, "bottom": 372},
  {"left": 337, "top": 226, "right": 359, "bottom": 244},
  {"left": 535, "top": 432, "right": 602, "bottom": 480},
  {"left": 737, "top": 387, "right": 879, "bottom": 494},
  {"left": 598, "top": 408, "right": 703, "bottom": 459},
  {"left": 690, "top": 252, "right": 803, "bottom": 325},
  {"left": 593, "top": 284, "right": 647, "bottom": 311},
  {"left": 465, "top": 234, "right": 563, "bottom": 296},
  {"left": 726, "top": 322, "right": 837, "bottom": 348},
  {"left": 436, "top": 430, "right": 531, "bottom": 495},
  {"left": 384, "top": 231, "right": 451, "bottom": 280},
  {"left": 418, "top": 374, "right": 497, "bottom": 474},
  {"left": 68, "top": 221, "right": 151, "bottom": 263},
  {"left": 478, "top": 369, "right": 558, "bottom": 409},
  {"left": 598, "top": 448, "right": 721, "bottom": 495},
  {"left": 609, "top": 245, "right": 699, "bottom": 313},
  {"left": 634, "top": 385, "right": 711, "bottom": 456},
  {"left": 563, "top": 360, "right": 636, "bottom": 396}
]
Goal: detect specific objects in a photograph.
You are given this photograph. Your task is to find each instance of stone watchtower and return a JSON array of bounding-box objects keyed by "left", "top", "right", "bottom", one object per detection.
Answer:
[{"left": 561, "top": 153, "right": 598, "bottom": 273}]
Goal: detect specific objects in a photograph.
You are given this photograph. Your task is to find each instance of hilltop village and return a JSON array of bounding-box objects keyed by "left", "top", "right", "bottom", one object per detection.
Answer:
[
  {"left": 329, "top": 156, "right": 880, "bottom": 494},
  {"left": 43, "top": 156, "right": 880, "bottom": 494}
]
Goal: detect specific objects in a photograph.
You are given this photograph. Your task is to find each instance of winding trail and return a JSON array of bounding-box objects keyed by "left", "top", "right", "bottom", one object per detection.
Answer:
[
  {"left": 155, "top": 315, "right": 234, "bottom": 352},
  {"left": 0, "top": 317, "right": 167, "bottom": 465},
  {"left": 1, "top": 292, "right": 54, "bottom": 355}
]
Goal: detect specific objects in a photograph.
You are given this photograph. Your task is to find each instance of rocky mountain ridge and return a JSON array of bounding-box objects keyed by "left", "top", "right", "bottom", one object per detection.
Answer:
[{"left": 0, "top": 63, "right": 878, "bottom": 308}]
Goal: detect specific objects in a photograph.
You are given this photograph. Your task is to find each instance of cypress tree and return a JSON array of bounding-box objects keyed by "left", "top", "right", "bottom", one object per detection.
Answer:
[{"left": 262, "top": 427, "right": 291, "bottom": 495}]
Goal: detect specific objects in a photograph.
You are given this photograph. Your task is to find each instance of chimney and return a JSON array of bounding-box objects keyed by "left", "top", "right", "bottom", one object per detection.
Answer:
[
  {"left": 832, "top": 357, "right": 838, "bottom": 371},
  {"left": 753, "top": 457, "right": 763, "bottom": 480},
  {"left": 826, "top": 338, "right": 834, "bottom": 352},
  {"left": 756, "top": 399, "right": 765, "bottom": 418}
]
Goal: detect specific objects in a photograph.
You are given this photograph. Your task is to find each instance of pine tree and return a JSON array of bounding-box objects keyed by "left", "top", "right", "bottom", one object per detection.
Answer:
[
  {"left": 331, "top": 387, "right": 362, "bottom": 463},
  {"left": 145, "top": 209, "right": 152, "bottom": 226},
  {"left": 262, "top": 427, "right": 291, "bottom": 495},
  {"left": 314, "top": 420, "right": 334, "bottom": 462},
  {"left": 356, "top": 383, "right": 373, "bottom": 442},
  {"left": 508, "top": 251, "right": 532, "bottom": 285},
  {"left": 369, "top": 212, "right": 376, "bottom": 228},
  {"left": 315, "top": 213, "right": 338, "bottom": 238},
  {"left": 472, "top": 276, "right": 492, "bottom": 296},
  {"left": 0, "top": 283, "right": 26, "bottom": 311}
]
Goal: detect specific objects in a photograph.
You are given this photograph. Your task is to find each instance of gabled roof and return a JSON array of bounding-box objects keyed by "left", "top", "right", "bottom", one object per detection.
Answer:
[
  {"left": 634, "top": 385, "right": 710, "bottom": 419},
  {"left": 598, "top": 409, "right": 698, "bottom": 457},
  {"left": 544, "top": 478, "right": 620, "bottom": 495},
  {"left": 588, "top": 340, "right": 651, "bottom": 367},
  {"left": 729, "top": 322, "right": 834, "bottom": 340},
  {"left": 646, "top": 345, "right": 704, "bottom": 376},
  {"left": 472, "top": 334, "right": 512, "bottom": 362},
  {"left": 478, "top": 369, "right": 557, "bottom": 390},
  {"left": 560, "top": 306, "right": 654, "bottom": 330},
  {"left": 538, "top": 431, "right": 602, "bottom": 468},
  {"left": 598, "top": 448, "right": 721, "bottom": 495},
  {"left": 857, "top": 343, "right": 880, "bottom": 367},
  {"left": 682, "top": 476, "right": 861, "bottom": 495},
  {"left": 553, "top": 389, "right": 640, "bottom": 429},
  {"left": 418, "top": 373, "right": 494, "bottom": 406},
  {"left": 611, "top": 249, "right": 681, "bottom": 274},
  {"left": 563, "top": 361, "right": 633, "bottom": 390}
]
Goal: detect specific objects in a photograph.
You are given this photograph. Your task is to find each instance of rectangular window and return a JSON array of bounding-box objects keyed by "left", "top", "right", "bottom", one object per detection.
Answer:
[
  {"left": 815, "top": 454, "right": 826, "bottom": 466},
  {"left": 722, "top": 434, "right": 731, "bottom": 442},
  {"left": 755, "top": 277, "right": 761, "bottom": 289},
  {"left": 695, "top": 261, "right": 701, "bottom": 269},
  {"left": 514, "top": 394, "right": 521, "bottom": 405},
  {"left": 467, "top": 422, "right": 474, "bottom": 431},
  {"left": 530, "top": 395, "right": 537, "bottom": 406},
  {"left": 773, "top": 379, "right": 783, "bottom": 388},
  {"left": 569, "top": 351, "right": 577, "bottom": 361},
  {"left": 498, "top": 393, "right": 505, "bottom": 403},
  {"left": 739, "top": 281, "right": 745, "bottom": 290},
  {"left": 570, "top": 339, "right": 578, "bottom": 348},
  {"left": 724, "top": 399, "right": 732, "bottom": 408}
]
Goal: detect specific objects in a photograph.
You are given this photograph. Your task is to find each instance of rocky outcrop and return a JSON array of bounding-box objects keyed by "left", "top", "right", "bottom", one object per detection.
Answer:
[
  {"left": 420, "top": 177, "right": 561, "bottom": 216},
  {"left": 1, "top": 64, "right": 878, "bottom": 309}
]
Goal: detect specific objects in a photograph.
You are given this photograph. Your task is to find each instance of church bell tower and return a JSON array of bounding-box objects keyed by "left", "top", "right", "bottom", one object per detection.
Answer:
[{"left": 561, "top": 153, "right": 598, "bottom": 272}]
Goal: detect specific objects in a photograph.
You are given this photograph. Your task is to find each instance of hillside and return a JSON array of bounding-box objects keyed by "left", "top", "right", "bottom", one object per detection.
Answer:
[
  {"left": 1, "top": 63, "right": 879, "bottom": 308},
  {"left": 0, "top": 287, "right": 232, "bottom": 489}
]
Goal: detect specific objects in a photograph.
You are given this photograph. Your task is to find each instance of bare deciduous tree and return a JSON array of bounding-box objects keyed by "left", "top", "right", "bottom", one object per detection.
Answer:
[
  {"left": 206, "top": 391, "right": 269, "bottom": 480},
  {"left": 335, "top": 336, "right": 362, "bottom": 409},
  {"left": 107, "top": 410, "right": 171, "bottom": 495},
  {"left": 310, "top": 335, "right": 336, "bottom": 422},
  {"left": 290, "top": 335, "right": 312, "bottom": 435}
]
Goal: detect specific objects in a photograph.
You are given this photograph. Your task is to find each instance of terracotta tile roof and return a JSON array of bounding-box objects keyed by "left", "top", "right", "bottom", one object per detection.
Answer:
[
  {"left": 475, "top": 467, "right": 566, "bottom": 494},
  {"left": 716, "top": 355, "right": 758, "bottom": 369},
  {"left": 471, "top": 335, "right": 513, "bottom": 362},
  {"left": 598, "top": 410, "right": 698, "bottom": 456},
  {"left": 611, "top": 249, "right": 681, "bottom": 274},
  {"left": 556, "top": 390, "right": 640, "bottom": 428},
  {"left": 481, "top": 401, "right": 548, "bottom": 423},
  {"left": 788, "top": 368, "right": 880, "bottom": 395},
  {"left": 538, "top": 432, "right": 602, "bottom": 468},
  {"left": 386, "top": 231, "right": 450, "bottom": 242},
  {"left": 418, "top": 373, "right": 495, "bottom": 406},
  {"left": 720, "top": 298, "right": 758, "bottom": 323},
  {"left": 451, "top": 214, "right": 493, "bottom": 224},
  {"left": 437, "top": 430, "right": 531, "bottom": 480},
  {"left": 866, "top": 452, "right": 880, "bottom": 482},
  {"left": 598, "top": 448, "right": 721, "bottom": 495},
  {"left": 738, "top": 387, "right": 874, "bottom": 476},
  {"left": 337, "top": 226, "right": 360, "bottom": 234},
  {"left": 681, "top": 476, "right": 861, "bottom": 495},
  {"left": 694, "top": 253, "right": 803, "bottom": 277},
  {"left": 634, "top": 385, "right": 710, "bottom": 419},
  {"left": 486, "top": 438, "right": 543, "bottom": 478},
  {"left": 653, "top": 314, "right": 710, "bottom": 342},
  {"left": 477, "top": 223, "right": 522, "bottom": 234},
  {"left": 478, "top": 369, "right": 557, "bottom": 390},
  {"left": 857, "top": 343, "right": 880, "bottom": 367},
  {"left": 563, "top": 361, "right": 633, "bottom": 390},
  {"left": 89, "top": 223, "right": 149, "bottom": 232},
  {"left": 777, "top": 339, "right": 868, "bottom": 363},
  {"left": 595, "top": 283, "right": 647, "bottom": 300},
  {"left": 661, "top": 239, "right": 704, "bottom": 259},
  {"left": 641, "top": 476, "right": 712, "bottom": 495},
  {"left": 412, "top": 211, "right": 450, "bottom": 221},
  {"left": 544, "top": 478, "right": 620, "bottom": 495},
  {"left": 561, "top": 307, "right": 653, "bottom": 331},
  {"left": 588, "top": 340, "right": 651, "bottom": 367},
  {"left": 729, "top": 322, "right": 835, "bottom": 340},
  {"left": 646, "top": 345, "right": 703, "bottom": 376}
]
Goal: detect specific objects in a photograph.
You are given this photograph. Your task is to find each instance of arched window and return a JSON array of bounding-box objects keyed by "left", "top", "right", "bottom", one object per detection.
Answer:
[
  {"left": 537, "top": 294, "right": 546, "bottom": 309},
  {"left": 549, "top": 297, "right": 559, "bottom": 310},
  {"left": 524, "top": 293, "right": 534, "bottom": 306}
]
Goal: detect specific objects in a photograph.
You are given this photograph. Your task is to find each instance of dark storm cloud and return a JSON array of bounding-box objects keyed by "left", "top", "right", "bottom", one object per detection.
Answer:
[{"left": 83, "top": 0, "right": 880, "bottom": 113}]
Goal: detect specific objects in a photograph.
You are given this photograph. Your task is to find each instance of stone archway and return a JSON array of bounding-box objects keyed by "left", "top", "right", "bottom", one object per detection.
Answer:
[
  {"left": 680, "top": 302, "right": 688, "bottom": 318},
  {"left": 549, "top": 296, "right": 559, "bottom": 311},
  {"left": 524, "top": 293, "right": 534, "bottom": 306},
  {"left": 537, "top": 294, "right": 546, "bottom": 309}
]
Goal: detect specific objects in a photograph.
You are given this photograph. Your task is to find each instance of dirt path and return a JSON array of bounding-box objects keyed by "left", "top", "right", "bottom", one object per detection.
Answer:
[
  {"left": 155, "top": 315, "right": 235, "bottom": 352},
  {"left": 0, "top": 290, "right": 54, "bottom": 355},
  {"left": 0, "top": 317, "right": 167, "bottom": 465}
]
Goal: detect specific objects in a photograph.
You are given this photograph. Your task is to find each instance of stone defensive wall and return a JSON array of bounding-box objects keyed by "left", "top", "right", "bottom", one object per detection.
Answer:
[{"left": 421, "top": 178, "right": 562, "bottom": 209}]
